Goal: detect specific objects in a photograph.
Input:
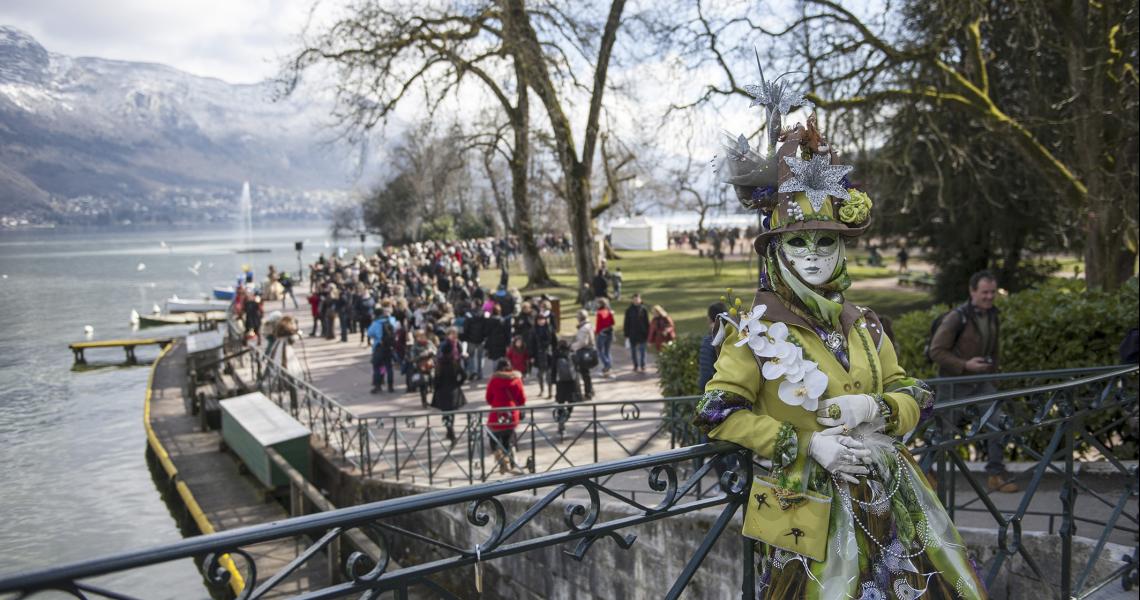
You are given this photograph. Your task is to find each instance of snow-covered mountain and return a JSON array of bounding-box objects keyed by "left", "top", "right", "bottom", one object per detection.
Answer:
[{"left": 0, "top": 25, "right": 358, "bottom": 224}]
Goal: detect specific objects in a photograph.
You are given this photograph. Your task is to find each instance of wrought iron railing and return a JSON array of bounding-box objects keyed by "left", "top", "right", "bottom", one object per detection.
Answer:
[
  {"left": 0, "top": 356, "right": 1136, "bottom": 598},
  {"left": 0, "top": 442, "right": 756, "bottom": 600},
  {"left": 913, "top": 365, "right": 1139, "bottom": 598}
]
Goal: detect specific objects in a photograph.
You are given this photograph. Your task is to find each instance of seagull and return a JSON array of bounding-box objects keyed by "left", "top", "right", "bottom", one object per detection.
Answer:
[
  {"left": 188, "top": 262, "right": 200, "bottom": 276},
  {"left": 160, "top": 241, "right": 167, "bottom": 248},
  {"left": 152, "top": 303, "right": 162, "bottom": 314},
  {"left": 83, "top": 325, "right": 94, "bottom": 338},
  {"left": 137, "top": 262, "right": 146, "bottom": 271},
  {"left": 130, "top": 309, "right": 140, "bottom": 325}
]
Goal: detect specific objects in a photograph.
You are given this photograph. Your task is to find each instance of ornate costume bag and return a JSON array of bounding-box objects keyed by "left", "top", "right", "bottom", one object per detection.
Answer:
[{"left": 742, "top": 475, "right": 832, "bottom": 562}]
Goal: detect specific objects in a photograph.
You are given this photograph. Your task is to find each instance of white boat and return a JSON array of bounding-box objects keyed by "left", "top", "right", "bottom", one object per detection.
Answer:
[{"left": 165, "top": 297, "right": 232, "bottom": 313}]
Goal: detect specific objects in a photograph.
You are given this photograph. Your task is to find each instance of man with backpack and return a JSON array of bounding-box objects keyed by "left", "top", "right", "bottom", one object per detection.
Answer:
[
  {"left": 367, "top": 307, "right": 399, "bottom": 394},
  {"left": 928, "top": 270, "right": 1018, "bottom": 493}
]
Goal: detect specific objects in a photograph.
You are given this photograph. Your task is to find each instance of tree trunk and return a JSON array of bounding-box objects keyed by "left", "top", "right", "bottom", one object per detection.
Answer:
[
  {"left": 1063, "top": 0, "right": 1133, "bottom": 290},
  {"left": 509, "top": 69, "right": 556, "bottom": 289},
  {"left": 566, "top": 167, "right": 597, "bottom": 302},
  {"left": 498, "top": 0, "right": 625, "bottom": 301},
  {"left": 1083, "top": 196, "right": 1134, "bottom": 290}
]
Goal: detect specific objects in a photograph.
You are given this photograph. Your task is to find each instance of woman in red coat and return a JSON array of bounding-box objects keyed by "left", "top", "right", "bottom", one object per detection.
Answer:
[{"left": 485, "top": 358, "right": 527, "bottom": 475}]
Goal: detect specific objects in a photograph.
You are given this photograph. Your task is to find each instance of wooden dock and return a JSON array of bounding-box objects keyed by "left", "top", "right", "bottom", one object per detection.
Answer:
[
  {"left": 69, "top": 338, "right": 174, "bottom": 366},
  {"left": 145, "top": 339, "right": 328, "bottom": 598}
]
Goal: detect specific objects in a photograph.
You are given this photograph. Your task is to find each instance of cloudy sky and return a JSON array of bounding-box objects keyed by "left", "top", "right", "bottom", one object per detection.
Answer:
[{"left": 0, "top": 0, "right": 322, "bottom": 83}]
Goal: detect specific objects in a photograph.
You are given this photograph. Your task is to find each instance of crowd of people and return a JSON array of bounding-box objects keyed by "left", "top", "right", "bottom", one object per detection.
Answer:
[{"left": 234, "top": 235, "right": 676, "bottom": 473}]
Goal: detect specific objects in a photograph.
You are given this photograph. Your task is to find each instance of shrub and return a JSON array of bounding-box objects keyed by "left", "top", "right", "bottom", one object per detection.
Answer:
[
  {"left": 892, "top": 278, "right": 1139, "bottom": 377},
  {"left": 889, "top": 304, "right": 952, "bottom": 379},
  {"left": 997, "top": 278, "right": 1138, "bottom": 372},
  {"left": 657, "top": 334, "right": 702, "bottom": 397}
]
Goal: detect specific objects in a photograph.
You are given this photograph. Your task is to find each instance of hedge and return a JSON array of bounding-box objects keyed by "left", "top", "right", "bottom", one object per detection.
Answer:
[
  {"left": 892, "top": 278, "right": 1139, "bottom": 377},
  {"left": 656, "top": 333, "right": 703, "bottom": 397},
  {"left": 659, "top": 278, "right": 1139, "bottom": 395}
]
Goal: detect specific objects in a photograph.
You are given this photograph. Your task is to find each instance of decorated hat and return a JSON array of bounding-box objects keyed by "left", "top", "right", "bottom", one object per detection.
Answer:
[
  {"left": 713, "top": 54, "right": 873, "bottom": 252},
  {"left": 751, "top": 121, "right": 872, "bottom": 250}
]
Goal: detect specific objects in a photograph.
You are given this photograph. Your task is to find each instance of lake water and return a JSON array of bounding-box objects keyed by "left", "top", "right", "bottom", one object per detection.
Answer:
[{"left": 0, "top": 224, "right": 337, "bottom": 598}]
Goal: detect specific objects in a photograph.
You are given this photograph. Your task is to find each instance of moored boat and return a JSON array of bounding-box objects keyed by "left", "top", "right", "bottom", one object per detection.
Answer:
[
  {"left": 165, "top": 297, "right": 232, "bottom": 313},
  {"left": 138, "top": 311, "right": 227, "bottom": 328}
]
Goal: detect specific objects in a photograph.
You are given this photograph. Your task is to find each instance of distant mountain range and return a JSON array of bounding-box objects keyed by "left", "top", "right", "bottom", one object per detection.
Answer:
[{"left": 0, "top": 26, "right": 359, "bottom": 226}]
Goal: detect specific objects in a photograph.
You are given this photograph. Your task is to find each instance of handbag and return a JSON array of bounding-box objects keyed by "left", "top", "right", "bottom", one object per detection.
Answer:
[
  {"left": 742, "top": 475, "right": 832, "bottom": 561},
  {"left": 575, "top": 346, "right": 599, "bottom": 369}
]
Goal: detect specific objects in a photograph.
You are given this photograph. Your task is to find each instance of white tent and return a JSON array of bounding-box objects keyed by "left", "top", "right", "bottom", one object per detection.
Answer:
[{"left": 609, "top": 217, "right": 668, "bottom": 251}]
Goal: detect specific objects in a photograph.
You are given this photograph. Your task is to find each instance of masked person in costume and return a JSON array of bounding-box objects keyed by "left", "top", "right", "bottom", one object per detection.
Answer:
[{"left": 694, "top": 59, "right": 986, "bottom": 599}]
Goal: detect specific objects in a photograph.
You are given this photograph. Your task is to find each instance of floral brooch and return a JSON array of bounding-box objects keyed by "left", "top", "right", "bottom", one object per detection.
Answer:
[{"left": 731, "top": 304, "right": 829, "bottom": 411}]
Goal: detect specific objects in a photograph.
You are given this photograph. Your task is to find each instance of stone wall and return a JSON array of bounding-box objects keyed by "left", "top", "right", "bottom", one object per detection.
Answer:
[
  {"left": 311, "top": 450, "right": 1132, "bottom": 599},
  {"left": 312, "top": 449, "right": 746, "bottom": 599}
]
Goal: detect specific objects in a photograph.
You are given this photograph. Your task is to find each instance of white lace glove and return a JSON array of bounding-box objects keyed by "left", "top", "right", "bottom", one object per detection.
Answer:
[
  {"left": 815, "top": 394, "right": 879, "bottom": 429},
  {"left": 808, "top": 426, "right": 871, "bottom": 484}
]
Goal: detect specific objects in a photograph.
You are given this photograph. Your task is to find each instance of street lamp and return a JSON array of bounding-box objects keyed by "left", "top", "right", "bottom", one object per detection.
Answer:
[{"left": 294, "top": 241, "right": 304, "bottom": 283}]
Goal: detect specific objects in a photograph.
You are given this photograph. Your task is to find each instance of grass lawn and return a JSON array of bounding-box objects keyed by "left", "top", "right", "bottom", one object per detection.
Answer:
[{"left": 508, "top": 250, "right": 933, "bottom": 337}]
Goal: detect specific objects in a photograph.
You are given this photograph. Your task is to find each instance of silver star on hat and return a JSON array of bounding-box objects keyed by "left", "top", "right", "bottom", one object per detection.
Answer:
[{"left": 778, "top": 154, "right": 853, "bottom": 211}]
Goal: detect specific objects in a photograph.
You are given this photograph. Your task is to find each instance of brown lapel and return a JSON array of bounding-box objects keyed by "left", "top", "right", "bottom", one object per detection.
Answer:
[{"left": 751, "top": 289, "right": 883, "bottom": 350}]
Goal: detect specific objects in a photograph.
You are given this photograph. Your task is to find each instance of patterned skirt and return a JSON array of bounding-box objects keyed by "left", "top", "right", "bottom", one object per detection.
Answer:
[{"left": 758, "top": 441, "right": 987, "bottom": 600}]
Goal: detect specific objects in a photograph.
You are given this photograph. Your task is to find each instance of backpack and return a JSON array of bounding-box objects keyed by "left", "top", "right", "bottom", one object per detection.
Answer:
[
  {"left": 924, "top": 304, "right": 968, "bottom": 363},
  {"left": 556, "top": 356, "right": 576, "bottom": 382},
  {"left": 575, "top": 346, "right": 599, "bottom": 369}
]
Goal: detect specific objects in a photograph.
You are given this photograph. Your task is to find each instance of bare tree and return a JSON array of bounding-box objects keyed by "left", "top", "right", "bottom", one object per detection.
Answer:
[
  {"left": 279, "top": 0, "right": 555, "bottom": 287},
  {"left": 499, "top": 0, "right": 629, "bottom": 300},
  {"left": 666, "top": 0, "right": 1138, "bottom": 290}
]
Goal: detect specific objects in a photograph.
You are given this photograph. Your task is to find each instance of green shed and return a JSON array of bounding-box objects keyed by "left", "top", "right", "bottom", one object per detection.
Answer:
[{"left": 220, "top": 392, "right": 310, "bottom": 488}]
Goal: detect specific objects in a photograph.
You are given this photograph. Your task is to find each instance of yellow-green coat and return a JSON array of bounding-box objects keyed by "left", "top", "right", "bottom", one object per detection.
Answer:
[{"left": 697, "top": 292, "right": 929, "bottom": 487}]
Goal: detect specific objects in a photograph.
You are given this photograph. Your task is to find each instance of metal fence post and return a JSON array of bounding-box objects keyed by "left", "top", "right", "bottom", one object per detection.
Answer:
[
  {"left": 592, "top": 405, "right": 599, "bottom": 467},
  {"left": 358, "top": 421, "right": 368, "bottom": 478},
  {"left": 426, "top": 419, "right": 434, "bottom": 486},
  {"left": 1060, "top": 416, "right": 1077, "bottom": 598},
  {"left": 741, "top": 453, "right": 755, "bottom": 599}
]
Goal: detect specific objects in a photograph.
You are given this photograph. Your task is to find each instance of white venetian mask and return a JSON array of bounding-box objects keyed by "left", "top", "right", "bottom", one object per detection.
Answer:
[{"left": 779, "top": 230, "right": 843, "bottom": 286}]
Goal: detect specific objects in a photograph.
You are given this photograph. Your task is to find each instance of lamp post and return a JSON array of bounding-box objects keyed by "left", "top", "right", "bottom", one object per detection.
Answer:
[
  {"left": 359, "top": 232, "right": 366, "bottom": 256},
  {"left": 294, "top": 241, "right": 304, "bottom": 283}
]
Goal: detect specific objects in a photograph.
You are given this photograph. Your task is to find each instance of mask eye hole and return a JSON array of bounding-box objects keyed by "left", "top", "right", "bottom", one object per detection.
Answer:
[
  {"left": 787, "top": 237, "right": 808, "bottom": 248},
  {"left": 817, "top": 236, "right": 836, "bottom": 247}
]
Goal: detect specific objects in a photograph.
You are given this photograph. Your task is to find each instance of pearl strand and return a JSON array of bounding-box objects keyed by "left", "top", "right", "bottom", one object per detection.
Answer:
[
  {"left": 850, "top": 449, "right": 903, "bottom": 510},
  {"left": 834, "top": 450, "right": 931, "bottom": 560}
]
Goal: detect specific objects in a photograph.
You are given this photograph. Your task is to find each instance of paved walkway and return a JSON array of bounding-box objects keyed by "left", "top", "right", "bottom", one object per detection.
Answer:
[{"left": 149, "top": 341, "right": 326, "bottom": 598}]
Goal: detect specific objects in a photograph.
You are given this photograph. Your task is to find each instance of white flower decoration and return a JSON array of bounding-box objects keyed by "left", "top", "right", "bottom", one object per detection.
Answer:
[
  {"left": 734, "top": 305, "right": 770, "bottom": 351},
  {"left": 783, "top": 353, "right": 817, "bottom": 384},
  {"left": 736, "top": 304, "right": 767, "bottom": 335},
  {"left": 760, "top": 341, "right": 798, "bottom": 377},
  {"left": 765, "top": 321, "right": 789, "bottom": 342},
  {"left": 777, "top": 368, "right": 828, "bottom": 411}
]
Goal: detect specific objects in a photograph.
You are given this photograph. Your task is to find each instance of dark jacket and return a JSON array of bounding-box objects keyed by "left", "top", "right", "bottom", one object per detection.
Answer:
[
  {"left": 623, "top": 304, "right": 650, "bottom": 344},
  {"left": 697, "top": 333, "right": 717, "bottom": 390},
  {"left": 591, "top": 272, "right": 609, "bottom": 298},
  {"left": 929, "top": 303, "right": 1000, "bottom": 376},
  {"left": 431, "top": 340, "right": 468, "bottom": 411},
  {"left": 463, "top": 313, "right": 486, "bottom": 344},
  {"left": 526, "top": 323, "right": 556, "bottom": 369},
  {"left": 483, "top": 316, "right": 511, "bottom": 360}
]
